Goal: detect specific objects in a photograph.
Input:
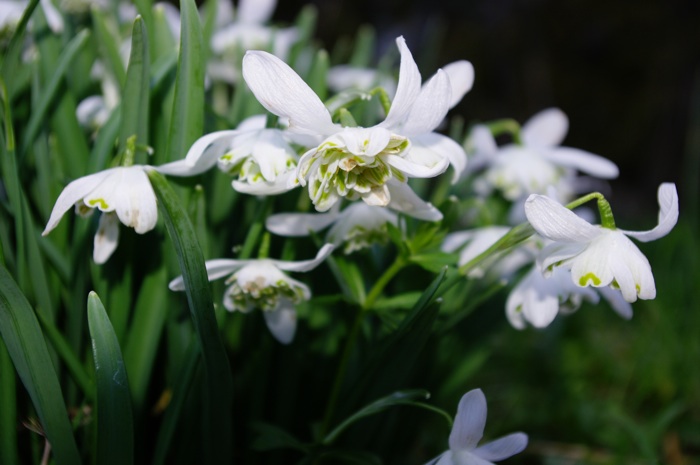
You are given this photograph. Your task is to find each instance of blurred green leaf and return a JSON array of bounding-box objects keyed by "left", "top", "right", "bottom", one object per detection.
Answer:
[
  {"left": 119, "top": 16, "right": 150, "bottom": 160},
  {"left": 166, "top": 0, "right": 205, "bottom": 162},
  {"left": 0, "top": 0, "right": 39, "bottom": 94},
  {"left": 251, "top": 422, "right": 308, "bottom": 452},
  {"left": 306, "top": 49, "right": 330, "bottom": 101},
  {"left": 0, "top": 265, "right": 81, "bottom": 465},
  {"left": 91, "top": 8, "right": 127, "bottom": 87},
  {"left": 88, "top": 291, "right": 134, "bottom": 465},
  {"left": 409, "top": 252, "right": 458, "bottom": 273},
  {"left": 0, "top": 340, "right": 18, "bottom": 465},
  {"left": 147, "top": 169, "right": 233, "bottom": 464},
  {"left": 349, "top": 25, "right": 376, "bottom": 67}
]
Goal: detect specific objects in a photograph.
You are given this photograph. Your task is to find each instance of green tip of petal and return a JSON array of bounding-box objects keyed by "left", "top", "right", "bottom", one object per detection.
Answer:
[{"left": 579, "top": 273, "right": 601, "bottom": 286}]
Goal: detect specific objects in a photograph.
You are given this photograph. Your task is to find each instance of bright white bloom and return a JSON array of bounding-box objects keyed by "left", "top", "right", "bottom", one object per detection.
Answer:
[
  {"left": 208, "top": 0, "right": 297, "bottom": 84},
  {"left": 525, "top": 183, "right": 679, "bottom": 302},
  {"left": 442, "top": 226, "right": 536, "bottom": 279},
  {"left": 169, "top": 244, "right": 335, "bottom": 344},
  {"left": 242, "top": 36, "right": 471, "bottom": 219},
  {"left": 470, "top": 108, "right": 619, "bottom": 201},
  {"left": 266, "top": 202, "right": 399, "bottom": 254},
  {"left": 429, "top": 389, "right": 527, "bottom": 465}
]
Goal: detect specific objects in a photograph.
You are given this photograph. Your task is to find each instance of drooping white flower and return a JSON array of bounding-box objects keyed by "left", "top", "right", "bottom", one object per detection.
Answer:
[
  {"left": 169, "top": 244, "right": 334, "bottom": 344},
  {"left": 429, "top": 389, "right": 527, "bottom": 465},
  {"left": 266, "top": 202, "right": 399, "bottom": 254},
  {"left": 524, "top": 183, "right": 679, "bottom": 302},
  {"left": 242, "top": 36, "right": 470, "bottom": 219},
  {"left": 469, "top": 108, "right": 619, "bottom": 201}
]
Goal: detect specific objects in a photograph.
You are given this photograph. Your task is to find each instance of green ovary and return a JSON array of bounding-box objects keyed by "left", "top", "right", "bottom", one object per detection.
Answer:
[
  {"left": 579, "top": 272, "right": 602, "bottom": 286},
  {"left": 227, "top": 279, "right": 304, "bottom": 313}
]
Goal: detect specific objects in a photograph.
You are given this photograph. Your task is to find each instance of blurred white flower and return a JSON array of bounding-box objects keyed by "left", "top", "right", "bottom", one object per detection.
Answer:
[
  {"left": 525, "top": 183, "right": 679, "bottom": 302},
  {"left": 327, "top": 65, "right": 397, "bottom": 97},
  {"left": 169, "top": 244, "right": 335, "bottom": 344},
  {"left": 242, "top": 36, "right": 468, "bottom": 219},
  {"left": 266, "top": 202, "right": 399, "bottom": 254},
  {"left": 469, "top": 108, "right": 619, "bottom": 201},
  {"left": 429, "top": 388, "right": 527, "bottom": 465},
  {"left": 1, "top": 0, "right": 63, "bottom": 41}
]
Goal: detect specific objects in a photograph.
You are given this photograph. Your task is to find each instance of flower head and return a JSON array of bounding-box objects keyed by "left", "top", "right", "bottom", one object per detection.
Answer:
[
  {"left": 242, "top": 36, "right": 471, "bottom": 218},
  {"left": 169, "top": 244, "right": 334, "bottom": 344},
  {"left": 524, "top": 183, "right": 679, "bottom": 302},
  {"left": 430, "top": 389, "right": 527, "bottom": 465}
]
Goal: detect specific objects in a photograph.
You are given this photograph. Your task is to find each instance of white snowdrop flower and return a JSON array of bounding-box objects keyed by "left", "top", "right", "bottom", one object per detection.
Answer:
[
  {"left": 525, "top": 183, "right": 679, "bottom": 302},
  {"left": 470, "top": 108, "right": 619, "bottom": 201},
  {"left": 428, "top": 388, "right": 527, "bottom": 465},
  {"left": 266, "top": 202, "right": 400, "bottom": 254},
  {"left": 0, "top": 0, "right": 63, "bottom": 39},
  {"left": 169, "top": 244, "right": 335, "bottom": 344},
  {"left": 242, "top": 36, "right": 472, "bottom": 220}
]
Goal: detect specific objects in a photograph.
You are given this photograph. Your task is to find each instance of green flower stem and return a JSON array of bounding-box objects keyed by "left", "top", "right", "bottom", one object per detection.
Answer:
[
  {"left": 320, "top": 256, "right": 407, "bottom": 438},
  {"left": 239, "top": 197, "right": 273, "bottom": 259},
  {"left": 565, "top": 192, "right": 616, "bottom": 229},
  {"left": 338, "top": 108, "right": 358, "bottom": 127},
  {"left": 486, "top": 118, "right": 522, "bottom": 144}
]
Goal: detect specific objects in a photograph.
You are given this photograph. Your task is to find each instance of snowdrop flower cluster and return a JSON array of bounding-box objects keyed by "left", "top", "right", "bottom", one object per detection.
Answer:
[
  {"left": 429, "top": 388, "right": 527, "bottom": 465},
  {"left": 169, "top": 244, "right": 334, "bottom": 344}
]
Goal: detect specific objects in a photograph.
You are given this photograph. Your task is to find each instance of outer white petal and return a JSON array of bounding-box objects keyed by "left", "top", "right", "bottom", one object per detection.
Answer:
[
  {"left": 521, "top": 108, "right": 568, "bottom": 148},
  {"left": 43, "top": 169, "right": 113, "bottom": 235},
  {"left": 621, "top": 183, "right": 678, "bottom": 242},
  {"left": 597, "top": 286, "right": 633, "bottom": 320},
  {"left": 237, "top": 0, "right": 276, "bottom": 24},
  {"left": 76, "top": 96, "right": 109, "bottom": 128},
  {"left": 112, "top": 168, "right": 158, "bottom": 234},
  {"left": 412, "top": 133, "right": 467, "bottom": 184},
  {"left": 266, "top": 210, "right": 340, "bottom": 237},
  {"left": 474, "top": 433, "right": 528, "bottom": 462},
  {"left": 242, "top": 51, "right": 338, "bottom": 136},
  {"left": 401, "top": 69, "right": 452, "bottom": 137},
  {"left": 385, "top": 152, "right": 449, "bottom": 178},
  {"left": 386, "top": 180, "right": 443, "bottom": 221},
  {"left": 538, "top": 241, "right": 588, "bottom": 275},
  {"left": 449, "top": 389, "right": 487, "bottom": 451},
  {"left": 525, "top": 195, "right": 601, "bottom": 243},
  {"left": 93, "top": 213, "right": 119, "bottom": 265},
  {"left": 569, "top": 236, "right": 616, "bottom": 290},
  {"left": 506, "top": 269, "right": 560, "bottom": 329},
  {"left": 543, "top": 147, "right": 619, "bottom": 179},
  {"left": 168, "top": 259, "right": 244, "bottom": 291},
  {"left": 271, "top": 243, "right": 335, "bottom": 272},
  {"left": 609, "top": 233, "right": 656, "bottom": 301},
  {"left": 381, "top": 36, "right": 422, "bottom": 130},
  {"left": 442, "top": 60, "right": 474, "bottom": 109},
  {"left": 263, "top": 302, "right": 297, "bottom": 344},
  {"left": 156, "top": 130, "right": 240, "bottom": 176}
]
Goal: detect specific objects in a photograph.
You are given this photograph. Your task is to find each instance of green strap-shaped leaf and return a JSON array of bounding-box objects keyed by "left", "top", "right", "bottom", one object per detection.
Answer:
[
  {"left": 0, "top": 339, "right": 18, "bottom": 465},
  {"left": 166, "top": 0, "right": 204, "bottom": 162},
  {"left": 119, "top": 16, "right": 150, "bottom": 159},
  {"left": 91, "top": 8, "right": 127, "bottom": 87},
  {"left": 0, "top": 265, "right": 81, "bottom": 465},
  {"left": 0, "top": 0, "right": 39, "bottom": 91},
  {"left": 21, "top": 29, "right": 90, "bottom": 156},
  {"left": 147, "top": 170, "right": 233, "bottom": 463},
  {"left": 87, "top": 291, "right": 134, "bottom": 465}
]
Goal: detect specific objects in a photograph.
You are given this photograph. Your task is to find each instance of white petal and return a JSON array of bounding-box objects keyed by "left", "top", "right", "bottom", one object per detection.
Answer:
[
  {"left": 93, "top": 213, "right": 119, "bottom": 265},
  {"left": 524, "top": 195, "right": 601, "bottom": 243},
  {"left": 474, "top": 433, "right": 528, "bottom": 461},
  {"left": 237, "top": 0, "right": 276, "bottom": 24},
  {"left": 597, "top": 286, "right": 633, "bottom": 320},
  {"left": 271, "top": 243, "right": 335, "bottom": 272},
  {"left": 449, "top": 388, "right": 487, "bottom": 451},
  {"left": 112, "top": 168, "right": 158, "bottom": 234},
  {"left": 242, "top": 51, "right": 338, "bottom": 136},
  {"left": 43, "top": 169, "right": 113, "bottom": 235},
  {"left": 442, "top": 231, "right": 474, "bottom": 253},
  {"left": 156, "top": 130, "right": 240, "bottom": 176},
  {"left": 381, "top": 37, "right": 422, "bottom": 130},
  {"left": 506, "top": 269, "right": 560, "bottom": 329},
  {"left": 339, "top": 127, "right": 392, "bottom": 157},
  {"left": 412, "top": 133, "right": 467, "bottom": 183},
  {"left": 40, "top": 0, "right": 64, "bottom": 33},
  {"left": 401, "top": 69, "right": 452, "bottom": 137},
  {"left": 385, "top": 153, "right": 448, "bottom": 178},
  {"left": 266, "top": 211, "right": 340, "bottom": 237},
  {"left": 543, "top": 147, "right": 619, "bottom": 179},
  {"left": 538, "top": 241, "right": 588, "bottom": 275},
  {"left": 521, "top": 108, "right": 568, "bottom": 148},
  {"left": 442, "top": 60, "right": 474, "bottom": 109},
  {"left": 386, "top": 180, "right": 443, "bottom": 221},
  {"left": 168, "top": 258, "right": 245, "bottom": 291},
  {"left": 621, "top": 183, "right": 678, "bottom": 242},
  {"left": 76, "top": 95, "right": 108, "bottom": 128},
  {"left": 232, "top": 171, "right": 297, "bottom": 196},
  {"left": 569, "top": 237, "right": 615, "bottom": 290},
  {"left": 263, "top": 303, "right": 297, "bottom": 344}
]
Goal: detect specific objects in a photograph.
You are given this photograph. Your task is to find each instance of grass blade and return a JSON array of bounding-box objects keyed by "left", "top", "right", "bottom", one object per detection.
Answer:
[
  {"left": 0, "top": 339, "right": 18, "bottom": 465},
  {"left": 87, "top": 291, "right": 134, "bottom": 465},
  {"left": 119, "top": 16, "right": 150, "bottom": 159},
  {"left": 0, "top": 265, "right": 81, "bottom": 465},
  {"left": 90, "top": 8, "right": 127, "bottom": 87},
  {"left": 166, "top": 0, "right": 205, "bottom": 162},
  {"left": 147, "top": 170, "right": 233, "bottom": 464}
]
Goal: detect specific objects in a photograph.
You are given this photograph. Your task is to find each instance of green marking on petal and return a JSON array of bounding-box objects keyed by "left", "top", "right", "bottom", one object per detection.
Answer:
[
  {"left": 579, "top": 272, "right": 601, "bottom": 286},
  {"left": 88, "top": 198, "right": 109, "bottom": 209}
]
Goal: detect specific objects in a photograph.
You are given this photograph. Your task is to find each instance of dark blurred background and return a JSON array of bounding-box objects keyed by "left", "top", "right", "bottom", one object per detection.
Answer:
[{"left": 275, "top": 0, "right": 700, "bottom": 223}]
